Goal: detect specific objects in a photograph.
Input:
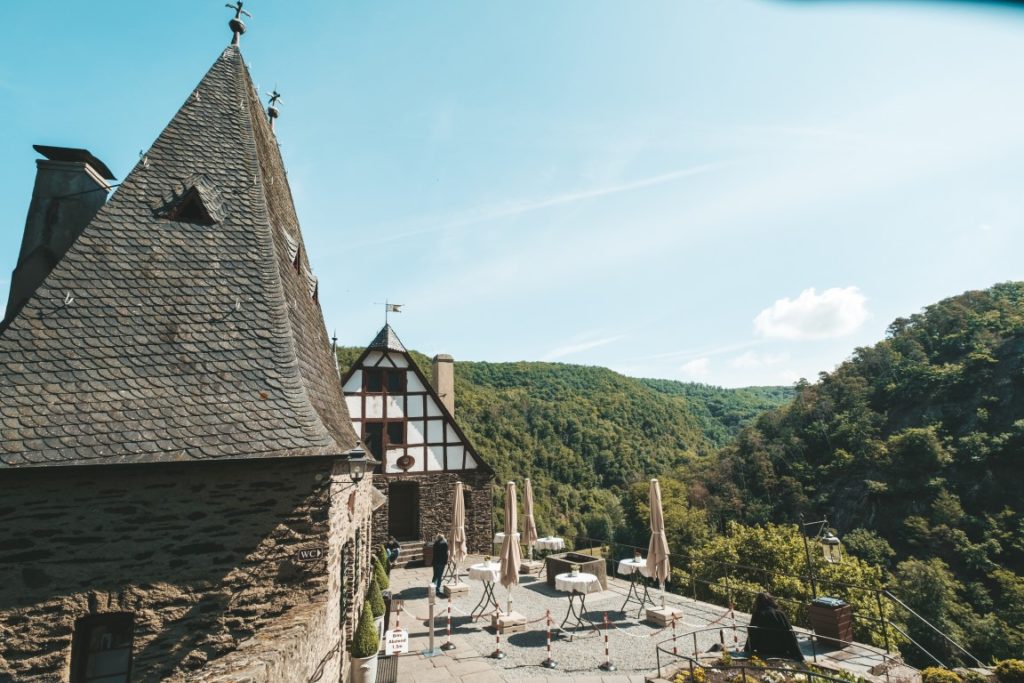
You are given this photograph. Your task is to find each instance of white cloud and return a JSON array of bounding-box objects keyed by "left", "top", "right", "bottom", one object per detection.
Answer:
[
  {"left": 754, "top": 287, "right": 868, "bottom": 340},
  {"left": 542, "top": 334, "right": 624, "bottom": 361},
  {"left": 679, "top": 357, "right": 711, "bottom": 380},
  {"left": 731, "top": 351, "right": 790, "bottom": 369}
]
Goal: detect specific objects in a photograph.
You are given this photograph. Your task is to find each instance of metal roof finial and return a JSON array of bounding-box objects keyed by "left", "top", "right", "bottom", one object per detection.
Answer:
[
  {"left": 266, "top": 89, "right": 282, "bottom": 130},
  {"left": 226, "top": 2, "right": 251, "bottom": 46}
]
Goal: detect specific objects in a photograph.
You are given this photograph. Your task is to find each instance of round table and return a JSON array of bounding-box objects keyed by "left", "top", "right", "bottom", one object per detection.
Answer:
[
  {"left": 616, "top": 558, "right": 655, "bottom": 617},
  {"left": 554, "top": 571, "right": 602, "bottom": 632},
  {"left": 536, "top": 537, "right": 565, "bottom": 551},
  {"left": 533, "top": 536, "right": 565, "bottom": 577},
  {"left": 468, "top": 562, "right": 502, "bottom": 619}
]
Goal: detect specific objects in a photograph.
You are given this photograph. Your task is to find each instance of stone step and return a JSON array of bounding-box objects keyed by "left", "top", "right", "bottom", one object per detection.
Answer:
[{"left": 393, "top": 541, "right": 424, "bottom": 568}]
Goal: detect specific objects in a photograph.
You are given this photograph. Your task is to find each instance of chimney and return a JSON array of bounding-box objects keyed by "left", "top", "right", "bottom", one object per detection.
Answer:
[
  {"left": 432, "top": 354, "right": 455, "bottom": 416},
  {"left": 5, "top": 145, "right": 115, "bottom": 321}
]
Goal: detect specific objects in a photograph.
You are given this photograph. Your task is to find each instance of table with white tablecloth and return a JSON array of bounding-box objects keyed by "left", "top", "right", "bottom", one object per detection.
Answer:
[
  {"left": 553, "top": 571, "right": 602, "bottom": 632},
  {"left": 616, "top": 557, "right": 655, "bottom": 617},
  {"left": 535, "top": 536, "right": 565, "bottom": 551},
  {"left": 468, "top": 562, "right": 502, "bottom": 619}
]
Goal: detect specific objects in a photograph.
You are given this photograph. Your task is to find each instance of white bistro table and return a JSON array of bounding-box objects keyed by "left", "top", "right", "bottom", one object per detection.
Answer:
[
  {"left": 554, "top": 571, "right": 602, "bottom": 632},
  {"left": 533, "top": 536, "right": 565, "bottom": 577},
  {"left": 536, "top": 536, "right": 565, "bottom": 552},
  {"left": 616, "top": 557, "right": 655, "bottom": 617},
  {"left": 468, "top": 561, "right": 502, "bottom": 620}
]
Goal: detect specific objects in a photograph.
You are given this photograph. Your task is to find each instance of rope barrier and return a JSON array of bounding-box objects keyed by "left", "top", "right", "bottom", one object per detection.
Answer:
[
  {"left": 490, "top": 609, "right": 506, "bottom": 659},
  {"left": 598, "top": 612, "right": 616, "bottom": 671},
  {"left": 441, "top": 593, "right": 455, "bottom": 651},
  {"left": 542, "top": 609, "right": 556, "bottom": 669}
]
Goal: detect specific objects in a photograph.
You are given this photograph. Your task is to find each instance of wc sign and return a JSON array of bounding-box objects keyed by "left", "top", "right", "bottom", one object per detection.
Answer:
[
  {"left": 385, "top": 629, "right": 409, "bottom": 655},
  {"left": 294, "top": 547, "right": 326, "bottom": 562}
]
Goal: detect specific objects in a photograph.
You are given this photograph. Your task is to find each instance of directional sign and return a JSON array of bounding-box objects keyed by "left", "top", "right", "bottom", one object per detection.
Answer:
[
  {"left": 295, "top": 547, "right": 326, "bottom": 562},
  {"left": 385, "top": 629, "right": 409, "bottom": 655}
]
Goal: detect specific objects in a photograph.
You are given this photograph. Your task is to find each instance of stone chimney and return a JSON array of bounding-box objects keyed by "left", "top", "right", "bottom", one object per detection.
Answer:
[
  {"left": 5, "top": 145, "right": 115, "bottom": 321},
  {"left": 432, "top": 354, "right": 455, "bottom": 416}
]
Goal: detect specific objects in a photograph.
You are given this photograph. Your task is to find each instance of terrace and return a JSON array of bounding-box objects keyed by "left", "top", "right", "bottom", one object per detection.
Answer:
[{"left": 375, "top": 554, "right": 915, "bottom": 683}]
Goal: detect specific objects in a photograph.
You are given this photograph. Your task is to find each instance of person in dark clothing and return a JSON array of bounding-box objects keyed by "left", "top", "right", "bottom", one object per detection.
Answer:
[
  {"left": 385, "top": 536, "right": 400, "bottom": 567},
  {"left": 745, "top": 592, "right": 804, "bottom": 661},
  {"left": 431, "top": 533, "right": 449, "bottom": 595}
]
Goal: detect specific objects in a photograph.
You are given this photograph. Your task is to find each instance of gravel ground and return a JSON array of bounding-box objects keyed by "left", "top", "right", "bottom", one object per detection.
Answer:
[{"left": 389, "top": 558, "right": 741, "bottom": 679}]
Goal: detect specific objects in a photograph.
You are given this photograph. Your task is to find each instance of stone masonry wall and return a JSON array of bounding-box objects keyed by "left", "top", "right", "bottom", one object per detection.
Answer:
[
  {"left": 0, "top": 456, "right": 376, "bottom": 683},
  {"left": 372, "top": 471, "right": 493, "bottom": 554}
]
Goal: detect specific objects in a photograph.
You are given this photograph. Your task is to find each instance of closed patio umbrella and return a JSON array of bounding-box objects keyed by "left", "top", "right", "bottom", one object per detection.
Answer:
[
  {"left": 448, "top": 482, "right": 467, "bottom": 582},
  {"left": 645, "top": 478, "right": 671, "bottom": 607},
  {"left": 499, "top": 481, "right": 522, "bottom": 614},
  {"left": 522, "top": 478, "right": 538, "bottom": 560}
]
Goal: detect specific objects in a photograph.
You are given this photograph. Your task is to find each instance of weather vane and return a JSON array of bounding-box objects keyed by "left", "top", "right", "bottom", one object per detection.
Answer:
[
  {"left": 266, "top": 89, "right": 282, "bottom": 129},
  {"left": 226, "top": 2, "right": 252, "bottom": 46}
]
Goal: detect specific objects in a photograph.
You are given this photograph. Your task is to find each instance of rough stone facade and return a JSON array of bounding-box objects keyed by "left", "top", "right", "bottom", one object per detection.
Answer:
[
  {"left": 0, "top": 456, "right": 376, "bottom": 682},
  {"left": 372, "top": 471, "right": 493, "bottom": 554}
]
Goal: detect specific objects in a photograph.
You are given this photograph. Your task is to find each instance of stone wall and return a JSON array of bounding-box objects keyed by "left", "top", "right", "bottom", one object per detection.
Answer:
[
  {"left": 0, "top": 456, "right": 376, "bottom": 682},
  {"left": 371, "top": 471, "right": 493, "bottom": 554}
]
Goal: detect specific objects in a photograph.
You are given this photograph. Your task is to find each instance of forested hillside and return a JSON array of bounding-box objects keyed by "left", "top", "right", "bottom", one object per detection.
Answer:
[
  {"left": 656, "top": 282, "right": 1024, "bottom": 663},
  {"left": 335, "top": 347, "right": 791, "bottom": 539}
]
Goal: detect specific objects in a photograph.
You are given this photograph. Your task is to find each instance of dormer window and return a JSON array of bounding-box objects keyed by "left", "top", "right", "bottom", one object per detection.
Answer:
[
  {"left": 70, "top": 613, "right": 134, "bottom": 683},
  {"left": 166, "top": 187, "right": 215, "bottom": 225},
  {"left": 156, "top": 179, "right": 223, "bottom": 226}
]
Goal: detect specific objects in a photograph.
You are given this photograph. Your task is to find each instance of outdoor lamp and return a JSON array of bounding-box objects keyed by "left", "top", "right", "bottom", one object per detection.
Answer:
[
  {"left": 820, "top": 532, "right": 842, "bottom": 563},
  {"left": 346, "top": 444, "right": 369, "bottom": 484}
]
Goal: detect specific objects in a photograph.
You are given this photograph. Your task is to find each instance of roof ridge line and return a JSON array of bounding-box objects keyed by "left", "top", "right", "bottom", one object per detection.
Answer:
[{"left": 230, "top": 51, "right": 339, "bottom": 453}]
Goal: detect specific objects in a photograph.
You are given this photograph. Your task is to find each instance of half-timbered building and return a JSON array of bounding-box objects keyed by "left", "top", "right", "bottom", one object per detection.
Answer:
[{"left": 342, "top": 325, "right": 494, "bottom": 554}]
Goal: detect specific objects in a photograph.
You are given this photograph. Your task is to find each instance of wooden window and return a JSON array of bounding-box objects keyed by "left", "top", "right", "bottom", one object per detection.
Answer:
[
  {"left": 166, "top": 187, "right": 215, "bottom": 225},
  {"left": 364, "top": 423, "right": 384, "bottom": 459},
  {"left": 365, "top": 368, "right": 383, "bottom": 392},
  {"left": 70, "top": 613, "right": 134, "bottom": 683},
  {"left": 363, "top": 368, "right": 405, "bottom": 394},
  {"left": 386, "top": 421, "right": 405, "bottom": 446}
]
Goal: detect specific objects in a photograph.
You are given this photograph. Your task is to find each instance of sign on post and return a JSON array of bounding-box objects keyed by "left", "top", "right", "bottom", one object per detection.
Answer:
[{"left": 385, "top": 629, "right": 409, "bottom": 655}]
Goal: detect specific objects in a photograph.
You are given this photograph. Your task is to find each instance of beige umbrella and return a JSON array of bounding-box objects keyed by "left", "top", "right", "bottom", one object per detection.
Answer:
[
  {"left": 499, "top": 481, "right": 522, "bottom": 614},
  {"left": 645, "top": 478, "right": 671, "bottom": 607},
  {"left": 448, "top": 482, "right": 468, "bottom": 582},
  {"left": 522, "top": 478, "right": 539, "bottom": 560}
]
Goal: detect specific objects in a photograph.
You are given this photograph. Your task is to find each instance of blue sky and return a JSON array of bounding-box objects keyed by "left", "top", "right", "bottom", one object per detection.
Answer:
[{"left": 1, "top": 1, "right": 1022, "bottom": 387}]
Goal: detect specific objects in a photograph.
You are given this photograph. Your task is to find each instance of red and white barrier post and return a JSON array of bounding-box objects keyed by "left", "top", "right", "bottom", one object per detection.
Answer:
[
  {"left": 490, "top": 610, "right": 505, "bottom": 659},
  {"left": 672, "top": 614, "right": 678, "bottom": 656},
  {"left": 598, "top": 612, "right": 616, "bottom": 672},
  {"left": 542, "top": 609, "right": 556, "bottom": 669},
  {"left": 441, "top": 592, "right": 456, "bottom": 651}
]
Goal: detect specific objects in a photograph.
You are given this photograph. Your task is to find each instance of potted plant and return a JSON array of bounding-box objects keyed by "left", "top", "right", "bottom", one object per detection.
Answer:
[
  {"left": 570, "top": 563, "right": 581, "bottom": 577},
  {"left": 368, "top": 574, "right": 386, "bottom": 638},
  {"left": 350, "top": 602, "right": 379, "bottom": 683},
  {"left": 484, "top": 555, "right": 492, "bottom": 565},
  {"left": 373, "top": 556, "right": 389, "bottom": 591}
]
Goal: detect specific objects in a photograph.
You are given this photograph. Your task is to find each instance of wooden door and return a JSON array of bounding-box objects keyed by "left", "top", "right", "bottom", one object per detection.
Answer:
[{"left": 388, "top": 481, "right": 419, "bottom": 540}]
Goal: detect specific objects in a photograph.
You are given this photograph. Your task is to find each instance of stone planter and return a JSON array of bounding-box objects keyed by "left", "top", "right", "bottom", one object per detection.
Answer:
[
  {"left": 351, "top": 652, "right": 378, "bottom": 683},
  {"left": 544, "top": 552, "right": 607, "bottom": 590}
]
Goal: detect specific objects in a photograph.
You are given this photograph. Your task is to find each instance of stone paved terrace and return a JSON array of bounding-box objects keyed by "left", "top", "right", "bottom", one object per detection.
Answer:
[{"left": 379, "top": 555, "right": 914, "bottom": 683}]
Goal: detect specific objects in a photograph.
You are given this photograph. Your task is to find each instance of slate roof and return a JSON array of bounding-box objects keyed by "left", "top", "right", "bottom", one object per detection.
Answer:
[
  {"left": 367, "top": 324, "right": 408, "bottom": 353},
  {"left": 0, "top": 45, "right": 359, "bottom": 467}
]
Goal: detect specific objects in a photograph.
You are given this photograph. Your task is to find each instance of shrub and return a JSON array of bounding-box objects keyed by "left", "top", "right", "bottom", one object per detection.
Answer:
[
  {"left": 674, "top": 667, "right": 707, "bottom": 683},
  {"left": 996, "top": 660, "right": 1024, "bottom": 683},
  {"left": 378, "top": 545, "right": 390, "bottom": 572},
  {"left": 921, "top": 667, "right": 962, "bottom": 683},
  {"left": 367, "top": 574, "right": 385, "bottom": 618},
  {"left": 373, "top": 556, "right": 389, "bottom": 590},
  {"left": 351, "top": 603, "right": 379, "bottom": 658}
]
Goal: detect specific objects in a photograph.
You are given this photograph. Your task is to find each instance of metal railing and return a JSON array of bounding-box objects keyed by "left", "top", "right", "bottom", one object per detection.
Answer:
[
  {"left": 572, "top": 535, "right": 983, "bottom": 670},
  {"left": 653, "top": 624, "right": 906, "bottom": 681}
]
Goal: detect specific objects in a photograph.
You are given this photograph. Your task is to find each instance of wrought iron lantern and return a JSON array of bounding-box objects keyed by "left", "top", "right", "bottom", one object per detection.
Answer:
[{"left": 820, "top": 531, "right": 842, "bottom": 564}]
